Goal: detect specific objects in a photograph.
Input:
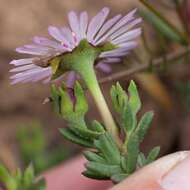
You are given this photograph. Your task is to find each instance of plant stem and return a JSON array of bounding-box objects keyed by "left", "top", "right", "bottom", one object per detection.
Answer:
[
  {"left": 75, "top": 62, "right": 121, "bottom": 146},
  {"left": 59, "top": 39, "right": 122, "bottom": 146}
]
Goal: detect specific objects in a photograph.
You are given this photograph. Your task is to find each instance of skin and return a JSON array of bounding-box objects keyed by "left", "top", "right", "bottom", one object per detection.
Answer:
[{"left": 44, "top": 151, "right": 190, "bottom": 190}]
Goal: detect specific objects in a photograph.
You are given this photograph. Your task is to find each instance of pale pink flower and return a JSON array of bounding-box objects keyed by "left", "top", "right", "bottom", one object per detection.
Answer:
[{"left": 10, "top": 7, "right": 142, "bottom": 86}]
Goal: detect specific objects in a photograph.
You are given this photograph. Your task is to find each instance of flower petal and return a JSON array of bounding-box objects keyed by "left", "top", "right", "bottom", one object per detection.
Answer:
[
  {"left": 10, "top": 58, "right": 35, "bottom": 66},
  {"left": 48, "top": 26, "right": 72, "bottom": 50},
  {"left": 61, "top": 27, "right": 76, "bottom": 49},
  {"left": 87, "top": 7, "right": 110, "bottom": 43},
  {"left": 10, "top": 64, "right": 36, "bottom": 72},
  {"left": 33, "top": 36, "right": 65, "bottom": 49},
  {"left": 110, "top": 18, "right": 142, "bottom": 40},
  {"left": 11, "top": 68, "right": 51, "bottom": 84},
  {"left": 104, "top": 58, "right": 121, "bottom": 63},
  {"left": 68, "top": 11, "right": 80, "bottom": 40},
  {"left": 95, "top": 9, "right": 137, "bottom": 45},
  {"left": 16, "top": 47, "right": 47, "bottom": 55},
  {"left": 112, "top": 28, "right": 142, "bottom": 45},
  {"left": 93, "top": 14, "right": 122, "bottom": 45},
  {"left": 66, "top": 71, "right": 77, "bottom": 88},
  {"left": 96, "top": 62, "right": 112, "bottom": 73},
  {"left": 118, "top": 41, "right": 137, "bottom": 48},
  {"left": 80, "top": 11, "right": 88, "bottom": 39}
]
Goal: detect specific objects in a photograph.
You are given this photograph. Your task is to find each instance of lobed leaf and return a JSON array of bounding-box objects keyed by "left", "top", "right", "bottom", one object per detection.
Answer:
[
  {"left": 126, "top": 133, "right": 139, "bottom": 174},
  {"left": 128, "top": 80, "right": 141, "bottom": 115},
  {"left": 94, "top": 133, "right": 121, "bottom": 165},
  {"left": 85, "top": 162, "right": 122, "bottom": 178},
  {"left": 59, "top": 128, "right": 94, "bottom": 148},
  {"left": 83, "top": 151, "right": 106, "bottom": 163},
  {"left": 146, "top": 146, "right": 160, "bottom": 164},
  {"left": 135, "top": 111, "right": 154, "bottom": 143},
  {"left": 137, "top": 153, "right": 146, "bottom": 167}
]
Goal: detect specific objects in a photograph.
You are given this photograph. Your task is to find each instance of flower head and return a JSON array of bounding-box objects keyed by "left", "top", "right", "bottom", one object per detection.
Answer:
[{"left": 10, "top": 7, "right": 142, "bottom": 85}]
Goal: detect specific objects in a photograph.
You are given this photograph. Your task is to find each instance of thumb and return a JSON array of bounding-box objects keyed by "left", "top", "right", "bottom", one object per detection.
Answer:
[{"left": 110, "top": 151, "right": 190, "bottom": 190}]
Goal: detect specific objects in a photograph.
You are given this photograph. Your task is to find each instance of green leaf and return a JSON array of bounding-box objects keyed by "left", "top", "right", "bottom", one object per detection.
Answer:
[
  {"left": 83, "top": 151, "right": 106, "bottom": 163},
  {"left": 126, "top": 133, "right": 139, "bottom": 174},
  {"left": 0, "top": 165, "right": 17, "bottom": 190},
  {"left": 70, "top": 126, "right": 103, "bottom": 140},
  {"left": 135, "top": 111, "right": 154, "bottom": 143},
  {"left": 51, "top": 85, "right": 61, "bottom": 114},
  {"left": 23, "top": 164, "right": 34, "bottom": 188},
  {"left": 111, "top": 173, "right": 128, "bottom": 183},
  {"left": 59, "top": 128, "right": 94, "bottom": 148},
  {"left": 74, "top": 82, "right": 88, "bottom": 114},
  {"left": 110, "top": 82, "right": 127, "bottom": 114},
  {"left": 91, "top": 120, "right": 105, "bottom": 133},
  {"left": 128, "top": 80, "right": 141, "bottom": 115},
  {"left": 120, "top": 156, "right": 127, "bottom": 172},
  {"left": 123, "top": 103, "right": 136, "bottom": 133},
  {"left": 85, "top": 162, "right": 122, "bottom": 177},
  {"left": 59, "top": 88, "right": 74, "bottom": 117},
  {"left": 82, "top": 170, "right": 109, "bottom": 180},
  {"left": 146, "top": 146, "right": 160, "bottom": 164},
  {"left": 94, "top": 133, "right": 121, "bottom": 165},
  {"left": 137, "top": 153, "right": 146, "bottom": 167}
]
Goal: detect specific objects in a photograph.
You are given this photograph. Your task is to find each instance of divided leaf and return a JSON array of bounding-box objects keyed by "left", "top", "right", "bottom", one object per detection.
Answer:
[
  {"left": 111, "top": 82, "right": 127, "bottom": 114},
  {"left": 94, "top": 133, "right": 121, "bottom": 165},
  {"left": 146, "top": 146, "right": 160, "bottom": 164},
  {"left": 128, "top": 80, "right": 141, "bottom": 115},
  {"left": 135, "top": 111, "right": 154, "bottom": 143},
  {"left": 123, "top": 103, "right": 136, "bottom": 133},
  {"left": 85, "top": 162, "right": 122, "bottom": 178},
  {"left": 126, "top": 133, "right": 139, "bottom": 174},
  {"left": 59, "top": 128, "right": 94, "bottom": 148}
]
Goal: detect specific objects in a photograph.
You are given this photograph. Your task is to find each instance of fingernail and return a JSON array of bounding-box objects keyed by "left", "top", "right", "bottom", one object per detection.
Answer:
[{"left": 160, "top": 154, "right": 190, "bottom": 190}]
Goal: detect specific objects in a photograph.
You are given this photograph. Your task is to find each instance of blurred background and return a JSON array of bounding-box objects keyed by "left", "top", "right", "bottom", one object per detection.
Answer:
[{"left": 0, "top": 0, "right": 190, "bottom": 177}]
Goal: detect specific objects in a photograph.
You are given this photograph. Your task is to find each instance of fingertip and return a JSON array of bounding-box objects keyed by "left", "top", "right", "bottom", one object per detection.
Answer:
[{"left": 110, "top": 151, "right": 190, "bottom": 190}]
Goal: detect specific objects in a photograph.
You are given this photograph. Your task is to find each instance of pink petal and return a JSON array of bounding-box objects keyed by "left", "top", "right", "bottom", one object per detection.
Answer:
[
  {"left": 33, "top": 36, "right": 65, "bottom": 49},
  {"left": 110, "top": 18, "right": 142, "bottom": 40},
  {"left": 10, "top": 67, "right": 48, "bottom": 79},
  {"left": 66, "top": 71, "right": 77, "bottom": 88},
  {"left": 95, "top": 9, "right": 137, "bottom": 45},
  {"left": 112, "top": 28, "right": 142, "bottom": 45},
  {"left": 11, "top": 68, "right": 51, "bottom": 84},
  {"left": 10, "top": 64, "right": 36, "bottom": 72},
  {"left": 93, "top": 14, "right": 122, "bottom": 45},
  {"left": 48, "top": 26, "right": 72, "bottom": 50},
  {"left": 80, "top": 11, "right": 88, "bottom": 39},
  {"left": 104, "top": 58, "right": 121, "bottom": 63},
  {"left": 10, "top": 58, "right": 35, "bottom": 66},
  {"left": 96, "top": 62, "right": 112, "bottom": 73},
  {"left": 99, "top": 48, "right": 130, "bottom": 58},
  {"left": 24, "top": 44, "right": 50, "bottom": 51},
  {"left": 118, "top": 41, "right": 137, "bottom": 48},
  {"left": 43, "top": 77, "right": 51, "bottom": 84},
  {"left": 87, "top": 7, "right": 110, "bottom": 43},
  {"left": 16, "top": 47, "right": 47, "bottom": 55},
  {"left": 61, "top": 27, "right": 76, "bottom": 49},
  {"left": 68, "top": 11, "right": 80, "bottom": 40}
]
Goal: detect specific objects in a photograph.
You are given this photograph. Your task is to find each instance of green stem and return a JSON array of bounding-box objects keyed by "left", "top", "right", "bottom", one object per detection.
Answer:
[
  {"left": 75, "top": 62, "right": 121, "bottom": 146},
  {"left": 58, "top": 39, "right": 122, "bottom": 146}
]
